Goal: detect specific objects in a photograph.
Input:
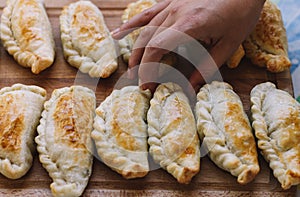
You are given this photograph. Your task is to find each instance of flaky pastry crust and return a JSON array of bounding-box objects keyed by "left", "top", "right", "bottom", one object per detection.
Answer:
[
  {"left": 195, "top": 81, "right": 259, "bottom": 184},
  {"left": 251, "top": 82, "right": 300, "bottom": 189},
  {"left": 0, "top": 0, "right": 55, "bottom": 74}
]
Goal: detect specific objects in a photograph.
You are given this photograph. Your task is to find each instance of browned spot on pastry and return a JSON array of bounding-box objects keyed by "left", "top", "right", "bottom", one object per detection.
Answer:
[
  {"left": 180, "top": 147, "right": 196, "bottom": 159},
  {"left": 72, "top": 4, "right": 106, "bottom": 50},
  {"left": 0, "top": 94, "right": 23, "bottom": 152},
  {"left": 224, "top": 102, "right": 258, "bottom": 162},
  {"left": 287, "top": 169, "right": 300, "bottom": 179},
  {"left": 279, "top": 109, "right": 300, "bottom": 149},
  {"left": 18, "top": 0, "right": 41, "bottom": 48},
  {"left": 111, "top": 119, "right": 138, "bottom": 151},
  {"left": 0, "top": 117, "right": 23, "bottom": 151},
  {"left": 53, "top": 93, "right": 85, "bottom": 149}
]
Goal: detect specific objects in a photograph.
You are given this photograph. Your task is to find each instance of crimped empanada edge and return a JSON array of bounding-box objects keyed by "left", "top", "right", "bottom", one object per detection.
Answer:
[{"left": 0, "top": 83, "right": 47, "bottom": 98}]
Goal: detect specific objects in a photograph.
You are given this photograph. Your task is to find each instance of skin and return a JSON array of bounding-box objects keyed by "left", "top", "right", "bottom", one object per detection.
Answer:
[{"left": 112, "top": 0, "right": 266, "bottom": 93}]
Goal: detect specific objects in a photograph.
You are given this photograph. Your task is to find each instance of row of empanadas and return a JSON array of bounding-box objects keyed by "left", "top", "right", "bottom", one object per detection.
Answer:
[
  {"left": 0, "top": 84, "right": 96, "bottom": 196},
  {"left": 91, "top": 83, "right": 200, "bottom": 184},
  {"left": 0, "top": 0, "right": 118, "bottom": 78},
  {"left": 0, "top": 82, "right": 298, "bottom": 193},
  {"left": 195, "top": 81, "right": 299, "bottom": 189}
]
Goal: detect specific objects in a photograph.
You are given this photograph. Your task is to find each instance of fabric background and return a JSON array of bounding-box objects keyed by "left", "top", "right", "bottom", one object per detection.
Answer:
[{"left": 277, "top": 0, "right": 300, "bottom": 102}]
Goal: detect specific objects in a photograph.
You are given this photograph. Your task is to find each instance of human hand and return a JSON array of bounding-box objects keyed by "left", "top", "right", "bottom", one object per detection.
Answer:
[{"left": 112, "top": 0, "right": 266, "bottom": 93}]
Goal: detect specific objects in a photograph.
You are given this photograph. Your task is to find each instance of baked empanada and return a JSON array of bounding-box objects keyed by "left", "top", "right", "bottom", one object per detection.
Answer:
[
  {"left": 60, "top": 1, "right": 117, "bottom": 78},
  {"left": 0, "top": 84, "right": 46, "bottom": 179},
  {"left": 147, "top": 83, "right": 200, "bottom": 184},
  {"left": 35, "top": 86, "right": 95, "bottom": 197},
  {"left": 92, "top": 86, "right": 151, "bottom": 179},
  {"left": 0, "top": 0, "right": 55, "bottom": 74},
  {"left": 250, "top": 82, "right": 300, "bottom": 190},
  {"left": 243, "top": 0, "right": 291, "bottom": 72},
  {"left": 195, "top": 81, "right": 259, "bottom": 184}
]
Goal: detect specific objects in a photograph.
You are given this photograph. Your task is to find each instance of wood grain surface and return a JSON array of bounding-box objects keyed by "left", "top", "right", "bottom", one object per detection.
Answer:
[{"left": 0, "top": 0, "right": 297, "bottom": 196}]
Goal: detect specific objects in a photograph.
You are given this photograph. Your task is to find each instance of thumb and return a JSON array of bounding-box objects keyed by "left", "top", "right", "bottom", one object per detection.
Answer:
[{"left": 189, "top": 40, "right": 239, "bottom": 92}]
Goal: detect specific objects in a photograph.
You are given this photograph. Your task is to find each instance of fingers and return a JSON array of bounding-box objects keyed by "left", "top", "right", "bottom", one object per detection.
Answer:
[
  {"left": 111, "top": 0, "right": 171, "bottom": 39},
  {"left": 128, "top": 9, "right": 170, "bottom": 69},
  {"left": 189, "top": 40, "right": 239, "bottom": 92},
  {"left": 139, "top": 26, "right": 191, "bottom": 91}
]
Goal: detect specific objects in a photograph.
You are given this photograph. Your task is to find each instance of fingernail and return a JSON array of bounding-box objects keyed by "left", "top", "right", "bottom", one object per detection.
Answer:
[{"left": 111, "top": 28, "right": 120, "bottom": 37}]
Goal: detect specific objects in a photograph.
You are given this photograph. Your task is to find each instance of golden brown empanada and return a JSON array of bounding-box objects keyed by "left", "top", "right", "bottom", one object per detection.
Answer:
[
  {"left": 92, "top": 86, "right": 151, "bottom": 179},
  {"left": 251, "top": 82, "right": 300, "bottom": 190},
  {"left": 147, "top": 82, "right": 200, "bottom": 184},
  {"left": 35, "top": 86, "right": 95, "bottom": 197},
  {"left": 195, "top": 81, "right": 259, "bottom": 184},
  {"left": 0, "top": 0, "right": 55, "bottom": 74},
  {"left": 0, "top": 84, "right": 46, "bottom": 179},
  {"left": 243, "top": 0, "right": 291, "bottom": 72},
  {"left": 60, "top": 1, "right": 118, "bottom": 78}
]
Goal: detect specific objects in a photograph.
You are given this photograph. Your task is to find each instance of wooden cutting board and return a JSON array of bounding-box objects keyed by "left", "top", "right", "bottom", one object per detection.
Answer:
[{"left": 0, "top": 0, "right": 297, "bottom": 196}]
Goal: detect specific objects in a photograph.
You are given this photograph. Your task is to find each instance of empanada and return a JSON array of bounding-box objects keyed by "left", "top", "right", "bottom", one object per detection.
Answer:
[
  {"left": 92, "top": 86, "right": 151, "bottom": 179},
  {"left": 35, "top": 86, "right": 95, "bottom": 197},
  {"left": 60, "top": 1, "right": 118, "bottom": 78},
  {"left": 250, "top": 82, "right": 300, "bottom": 190},
  {"left": 0, "top": 84, "right": 46, "bottom": 179},
  {"left": 243, "top": 0, "right": 291, "bottom": 72},
  {"left": 0, "top": 0, "right": 55, "bottom": 74},
  {"left": 195, "top": 81, "right": 259, "bottom": 184},
  {"left": 147, "top": 83, "right": 200, "bottom": 184}
]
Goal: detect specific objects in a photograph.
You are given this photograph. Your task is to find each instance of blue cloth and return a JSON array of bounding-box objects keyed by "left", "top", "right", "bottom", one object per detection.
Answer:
[
  {"left": 277, "top": 0, "right": 300, "bottom": 101},
  {"left": 278, "top": 0, "right": 300, "bottom": 73}
]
